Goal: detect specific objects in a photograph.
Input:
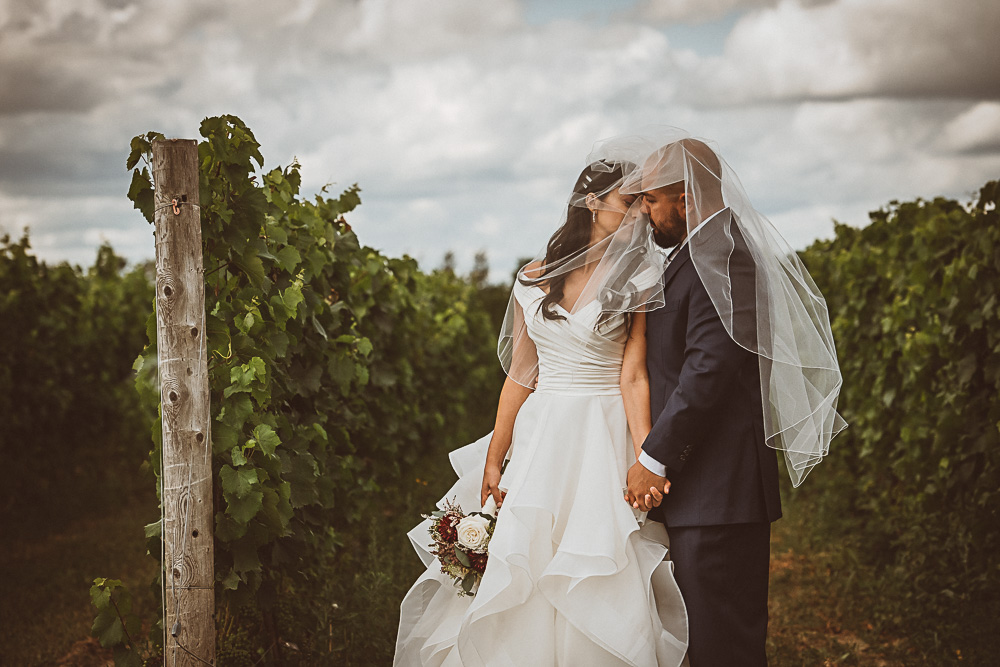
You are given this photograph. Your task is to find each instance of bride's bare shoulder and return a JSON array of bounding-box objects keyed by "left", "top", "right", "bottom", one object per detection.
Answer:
[
  {"left": 513, "top": 260, "right": 543, "bottom": 286},
  {"left": 522, "top": 259, "right": 543, "bottom": 278},
  {"left": 512, "top": 261, "right": 546, "bottom": 306}
]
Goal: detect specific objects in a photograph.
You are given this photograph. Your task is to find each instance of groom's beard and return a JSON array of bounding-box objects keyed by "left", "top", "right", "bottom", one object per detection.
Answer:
[
  {"left": 651, "top": 227, "right": 673, "bottom": 248},
  {"left": 650, "top": 208, "right": 687, "bottom": 248}
]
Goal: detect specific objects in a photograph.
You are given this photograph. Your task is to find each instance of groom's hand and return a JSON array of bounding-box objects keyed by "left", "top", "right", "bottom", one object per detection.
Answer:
[{"left": 626, "top": 461, "right": 669, "bottom": 512}]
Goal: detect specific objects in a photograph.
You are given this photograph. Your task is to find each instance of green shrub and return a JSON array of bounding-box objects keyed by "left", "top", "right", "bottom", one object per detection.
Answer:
[
  {"left": 0, "top": 235, "right": 153, "bottom": 528},
  {"left": 112, "top": 116, "right": 500, "bottom": 661},
  {"left": 795, "top": 181, "right": 1000, "bottom": 658}
]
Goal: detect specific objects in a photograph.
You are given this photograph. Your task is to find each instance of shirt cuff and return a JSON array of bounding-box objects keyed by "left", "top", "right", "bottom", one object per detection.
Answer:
[{"left": 639, "top": 451, "right": 668, "bottom": 477}]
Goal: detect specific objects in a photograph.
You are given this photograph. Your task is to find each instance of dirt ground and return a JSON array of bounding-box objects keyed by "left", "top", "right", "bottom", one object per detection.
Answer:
[{"left": 3, "top": 498, "right": 927, "bottom": 666}]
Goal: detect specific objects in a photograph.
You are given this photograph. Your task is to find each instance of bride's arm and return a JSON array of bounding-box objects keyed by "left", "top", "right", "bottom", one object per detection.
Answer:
[
  {"left": 620, "top": 311, "right": 651, "bottom": 461},
  {"left": 481, "top": 376, "right": 533, "bottom": 506}
]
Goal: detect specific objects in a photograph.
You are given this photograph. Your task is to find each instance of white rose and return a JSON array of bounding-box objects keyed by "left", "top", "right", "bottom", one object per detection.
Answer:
[{"left": 456, "top": 515, "right": 491, "bottom": 550}]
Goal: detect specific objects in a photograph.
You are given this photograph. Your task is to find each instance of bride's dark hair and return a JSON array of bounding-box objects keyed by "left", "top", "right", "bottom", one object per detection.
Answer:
[{"left": 519, "top": 160, "right": 630, "bottom": 322}]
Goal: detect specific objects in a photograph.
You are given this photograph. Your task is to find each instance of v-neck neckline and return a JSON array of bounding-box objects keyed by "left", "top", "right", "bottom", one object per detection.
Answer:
[{"left": 528, "top": 284, "right": 598, "bottom": 318}]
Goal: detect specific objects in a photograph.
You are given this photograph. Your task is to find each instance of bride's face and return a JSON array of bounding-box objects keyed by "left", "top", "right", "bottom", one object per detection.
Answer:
[{"left": 592, "top": 188, "right": 638, "bottom": 238}]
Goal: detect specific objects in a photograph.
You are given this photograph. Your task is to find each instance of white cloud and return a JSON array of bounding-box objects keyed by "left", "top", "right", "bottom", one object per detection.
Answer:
[
  {"left": 698, "top": 0, "right": 1000, "bottom": 103},
  {"left": 0, "top": 0, "right": 998, "bottom": 282},
  {"left": 940, "top": 102, "right": 1000, "bottom": 155},
  {"left": 0, "top": 191, "right": 152, "bottom": 267},
  {"left": 766, "top": 200, "right": 870, "bottom": 249}
]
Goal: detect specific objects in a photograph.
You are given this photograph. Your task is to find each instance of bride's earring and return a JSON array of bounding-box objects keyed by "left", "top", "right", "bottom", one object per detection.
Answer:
[{"left": 592, "top": 210, "right": 597, "bottom": 225}]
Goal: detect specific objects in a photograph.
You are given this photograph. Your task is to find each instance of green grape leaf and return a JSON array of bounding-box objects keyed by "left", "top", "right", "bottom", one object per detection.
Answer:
[
  {"left": 212, "top": 421, "right": 239, "bottom": 454},
  {"left": 231, "top": 538, "right": 262, "bottom": 573},
  {"left": 233, "top": 255, "right": 269, "bottom": 288},
  {"left": 143, "top": 520, "right": 161, "bottom": 539},
  {"left": 276, "top": 246, "right": 302, "bottom": 274},
  {"left": 216, "top": 512, "right": 248, "bottom": 542},
  {"left": 127, "top": 169, "right": 154, "bottom": 223},
  {"left": 356, "top": 337, "right": 373, "bottom": 357},
  {"left": 253, "top": 424, "right": 281, "bottom": 457},
  {"left": 220, "top": 464, "right": 259, "bottom": 499},
  {"left": 231, "top": 445, "right": 248, "bottom": 466},
  {"left": 282, "top": 283, "right": 304, "bottom": 316},
  {"left": 220, "top": 569, "right": 242, "bottom": 590},
  {"left": 227, "top": 489, "right": 264, "bottom": 524}
]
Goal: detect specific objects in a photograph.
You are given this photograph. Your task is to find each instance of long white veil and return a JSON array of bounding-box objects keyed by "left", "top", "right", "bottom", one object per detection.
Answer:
[{"left": 600, "top": 128, "right": 847, "bottom": 486}]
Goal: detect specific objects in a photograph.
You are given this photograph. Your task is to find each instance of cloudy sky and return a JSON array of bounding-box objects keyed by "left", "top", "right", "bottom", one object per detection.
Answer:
[{"left": 1, "top": 0, "right": 998, "bottom": 279}]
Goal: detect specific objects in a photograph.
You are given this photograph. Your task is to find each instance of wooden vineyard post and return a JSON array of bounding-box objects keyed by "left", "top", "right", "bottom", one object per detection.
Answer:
[{"left": 153, "top": 139, "right": 216, "bottom": 666}]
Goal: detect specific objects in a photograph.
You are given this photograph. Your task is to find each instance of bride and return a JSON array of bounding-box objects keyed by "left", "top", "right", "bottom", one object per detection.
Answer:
[{"left": 393, "top": 155, "right": 689, "bottom": 666}]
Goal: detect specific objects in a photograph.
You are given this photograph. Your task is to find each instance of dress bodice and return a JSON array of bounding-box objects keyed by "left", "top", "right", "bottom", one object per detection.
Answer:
[{"left": 515, "top": 282, "right": 627, "bottom": 396}]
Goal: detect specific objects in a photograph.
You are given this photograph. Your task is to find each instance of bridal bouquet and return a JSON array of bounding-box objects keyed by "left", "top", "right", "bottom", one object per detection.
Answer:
[{"left": 425, "top": 495, "right": 499, "bottom": 596}]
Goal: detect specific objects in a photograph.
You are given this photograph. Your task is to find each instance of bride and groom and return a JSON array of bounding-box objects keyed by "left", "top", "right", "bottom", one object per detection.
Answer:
[{"left": 394, "top": 129, "right": 846, "bottom": 666}]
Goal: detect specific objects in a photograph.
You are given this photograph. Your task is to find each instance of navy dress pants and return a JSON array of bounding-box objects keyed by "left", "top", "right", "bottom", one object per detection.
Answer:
[{"left": 668, "top": 522, "right": 772, "bottom": 666}]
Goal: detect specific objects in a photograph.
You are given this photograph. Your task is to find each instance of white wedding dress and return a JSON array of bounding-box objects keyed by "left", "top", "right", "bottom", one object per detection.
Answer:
[{"left": 394, "top": 281, "right": 689, "bottom": 666}]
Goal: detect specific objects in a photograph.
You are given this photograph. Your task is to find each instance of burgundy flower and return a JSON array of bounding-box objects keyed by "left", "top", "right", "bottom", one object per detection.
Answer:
[
  {"left": 470, "top": 551, "right": 488, "bottom": 573},
  {"left": 438, "top": 514, "right": 458, "bottom": 543}
]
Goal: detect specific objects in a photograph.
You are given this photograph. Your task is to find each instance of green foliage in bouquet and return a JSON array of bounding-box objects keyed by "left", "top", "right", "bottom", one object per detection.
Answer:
[
  {"left": 796, "top": 181, "right": 1000, "bottom": 657},
  {"left": 426, "top": 499, "right": 496, "bottom": 596}
]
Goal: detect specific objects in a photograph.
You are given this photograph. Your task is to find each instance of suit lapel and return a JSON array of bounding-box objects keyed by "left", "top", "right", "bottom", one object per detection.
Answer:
[
  {"left": 660, "top": 245, "right": 691, "bottom": 290},
  {"left": 658, "top": 208, "right": 732, "bottom": 290}
]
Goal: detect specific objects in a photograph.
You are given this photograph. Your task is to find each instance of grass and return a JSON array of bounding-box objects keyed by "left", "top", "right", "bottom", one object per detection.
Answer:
[{"left": 0, "top": 475, "right": 159, "bottom": 666}]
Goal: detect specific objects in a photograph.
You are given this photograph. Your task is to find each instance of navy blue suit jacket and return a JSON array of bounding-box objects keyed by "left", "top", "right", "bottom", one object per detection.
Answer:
[{"left": 644, "top": 212, "right": 781, "bottom": 527}]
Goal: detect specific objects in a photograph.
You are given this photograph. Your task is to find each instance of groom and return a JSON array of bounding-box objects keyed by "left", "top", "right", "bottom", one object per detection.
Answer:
[{"left": 625, "top": 138, "right": 781, "bottom": 666}]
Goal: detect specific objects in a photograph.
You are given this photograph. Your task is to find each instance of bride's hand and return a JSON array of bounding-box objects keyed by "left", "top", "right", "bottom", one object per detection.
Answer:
[
  {"left": 623, "top": 486, "right": 664, "bottom": 509},
  {"left": 481, "top": 463, "right": 504, "bottom": 509}
]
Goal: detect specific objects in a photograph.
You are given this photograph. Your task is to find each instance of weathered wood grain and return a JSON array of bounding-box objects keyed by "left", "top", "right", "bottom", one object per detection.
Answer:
[{"left": 153, "top": 139, "right": 216, "bottom": 666}]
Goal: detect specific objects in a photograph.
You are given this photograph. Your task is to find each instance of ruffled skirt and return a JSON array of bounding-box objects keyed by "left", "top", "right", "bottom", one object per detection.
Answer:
[{"left": 394, "top": 392, "right": 688, "bottom": 666}]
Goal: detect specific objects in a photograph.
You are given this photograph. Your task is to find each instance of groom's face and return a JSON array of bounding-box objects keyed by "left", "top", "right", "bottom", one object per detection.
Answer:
[{"left": 641, "top": 183, "right": 687, "bottom": 248}]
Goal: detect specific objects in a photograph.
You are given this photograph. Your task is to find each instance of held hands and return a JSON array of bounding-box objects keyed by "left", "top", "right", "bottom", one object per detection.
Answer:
[{"left": 625, "top": 460, "right": 670, "bottom": 512}]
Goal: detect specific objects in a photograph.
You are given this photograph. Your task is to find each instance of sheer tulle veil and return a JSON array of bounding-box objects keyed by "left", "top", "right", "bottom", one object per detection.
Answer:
[
  {"left": 498, "top": 157, "right": 669, "bottom": 389},
  {"left": 604, "top": 127, "right": 847, "bottom": 486}
]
